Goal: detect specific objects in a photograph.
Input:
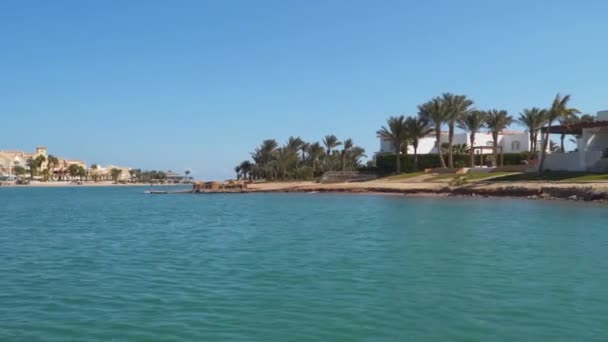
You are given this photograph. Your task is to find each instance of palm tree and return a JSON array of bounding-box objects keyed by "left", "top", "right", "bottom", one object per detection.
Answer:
[
  {"left": 559, "top": 115, "right": 579, "bottom": 152},
  {"left": 286, "top": 136, "right": 304, "bottom": 154},
  {"left": 346, "top": 146, "right": 367, "bottom": 170},
  {"left": 322, "top": 135, "right": 342, "bottom": 155},
  {"left": 239, "top": 160, "right": 253, "bottom": 180},
  {"left": 13, "top": 165, "right": 27, "bottom": 177},
  {"left": 458, "top": 110, "right": 487, "bottom": 167},
  {"left": 110, "top": 168, "right": 122, "bottom": 182},
  {"left": 538, "top": 94, "right": 580, "bottom": 173},
  {"left": 252, "top": 139, "right": 278, "bottom": 165},
  {"left": 234, "top": 165, "right": 241, "bottom": 179},
  {"left": 307, "top": 142, "right": 325, "bottom": 174},
  {"left": 376, "top": 116, "right": 408, "bottom": 173},
  {"left": 68, "top": 164, "right": 81, "bottom": 180},
  {"left": 418, "top": 97, "right": 448, "bottom": 168},
  {"left": 26, "top": 155, "right": 46, "bottom": 179},
  {"left": 518, "top": 107, "right": 547, "bottom": 154},
  {"left": 485, "top": 109, "right": 513, "bottom": 167},
  {"left": 184, "top": 169, "right": 191, "bottom": 181},
  {"left": 341, "top": 138, "right": 354, "bottom": 171},
  {"left": 47, "top": 155, "right": 59, "bottom": 181},
  {"left": 251, "top": 139, "right": 278, "bottom": 179},
  {"left": 442, "top": 93, "right": 474, "bottom": 168},
  {"left": 405, "top": 116, "right": 433, "bottom": 171}
]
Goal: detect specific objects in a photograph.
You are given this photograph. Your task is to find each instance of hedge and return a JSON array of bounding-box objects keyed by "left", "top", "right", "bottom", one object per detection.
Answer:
[{"left": 375, "top": 152, "right": 530, "bottom": 174}]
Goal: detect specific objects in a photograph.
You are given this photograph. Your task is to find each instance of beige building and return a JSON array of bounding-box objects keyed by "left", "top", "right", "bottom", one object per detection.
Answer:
[
  {"left": 89, "top": 164, "right": 132, "bottom": 182},
  {"left": 0, "top": 146, "right": 86, "bottom": 180}
]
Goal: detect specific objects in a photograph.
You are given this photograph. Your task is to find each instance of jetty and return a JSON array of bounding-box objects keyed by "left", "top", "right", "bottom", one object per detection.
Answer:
[{"left": 190, "top": 180, "right": 250, "bottom": 193}]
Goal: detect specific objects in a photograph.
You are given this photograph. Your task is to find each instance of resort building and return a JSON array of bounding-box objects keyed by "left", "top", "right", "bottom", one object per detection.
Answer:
[
  {"left": 89, "top": 165, "right": 132, "bottom": 181},
  {"left": 165, "top": 171, "right": 185, "bottom": 183},
  {"left": 0, "top": 146, "right": 86, "bottom": 180},
  {"left": 378, "top": 131, "right": 536, "bottom": 155},
  {"left": 541, "top": 110, "right": 608, "bottom": 172}
]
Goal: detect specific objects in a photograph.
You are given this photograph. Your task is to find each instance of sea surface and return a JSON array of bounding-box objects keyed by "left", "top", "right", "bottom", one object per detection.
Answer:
[{"left": 1, "top": 186, "right": 607, "bottom": 341}]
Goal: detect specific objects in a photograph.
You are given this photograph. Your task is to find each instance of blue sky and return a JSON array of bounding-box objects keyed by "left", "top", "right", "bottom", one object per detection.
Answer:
[{"left": 1, "top": 0, "right": 606, "bottom": 179}]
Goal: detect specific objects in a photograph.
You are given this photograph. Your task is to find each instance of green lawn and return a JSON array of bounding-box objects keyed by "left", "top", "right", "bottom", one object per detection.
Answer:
[
  {"left": 429, "top": 172, "right": 516, "bottom": 182},
  {"left": 381, "top": 172, "right": 425, "bottom": 181},
  {"left": 489, "top": 171, "right": 608, "bottom": 182}
]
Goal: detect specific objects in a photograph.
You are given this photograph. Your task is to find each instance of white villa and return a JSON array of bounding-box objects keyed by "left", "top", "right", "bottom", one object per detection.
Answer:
[
  {"left": 379, "top": 131, "right": 535, "bottom": 155},
  {"left": 541, "top": 110, "right": 608, "bottom": 172}
]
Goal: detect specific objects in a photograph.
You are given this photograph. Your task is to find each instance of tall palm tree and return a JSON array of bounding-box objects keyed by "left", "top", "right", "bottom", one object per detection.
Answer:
[
  {"left": 405, "top": 116, "right": 433, "bottom": 171},
  {"left": 442, "top": 93, "right": 474, "bottom": 168},
  {"left": 286, "top": 136, "right": 304, "bottom": 154},
  {"left": 376, "top": 116, "right": 407, "bottom": 173},
  {"left": 458, "top": 110, "right": 487, "bottom": 167},
  {"left": 46, "top": 155, "right": 59, "bottom": 181},
  {"left": 252, "top": 139, "right": 278, "bottom": 165},
  {"left": 322, "top": 135, "right": 342, "bottom": 155},
  {"left": 285, "top": 136, "right": 305, "bottom": 169},
  {"left": 538, "top": 94, "right": 580, "bottom": 173},
  {"left": 307, "top": 142, "right": 325, "bottom": 174},
  {"left": 485, "top": 109, "right": 513, "bottom": 167},
  {"left": 341, "top": 138, "right": 354, "bottom": 171},
  {"left": 518, "top": 107, "right": 547, "bottom": 153},
  {"left": 251, "top": 139, "right": 278, "bottom": 179},
  {"left": 418, "top": 97, "right": 448, "bottom": 168},
  {"left": 346, "top": 146, "right": 367, "bottom": 170}
]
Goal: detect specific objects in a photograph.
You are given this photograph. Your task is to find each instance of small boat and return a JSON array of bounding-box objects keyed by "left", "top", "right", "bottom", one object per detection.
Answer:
[{"left": 145, "top": 190, "right": 168, "bottom": 194}]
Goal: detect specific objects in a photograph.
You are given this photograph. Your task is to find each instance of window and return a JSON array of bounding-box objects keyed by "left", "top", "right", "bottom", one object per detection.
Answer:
[
  {"left": 485, "top": 141, "right": 493, "bottom": 146},
  {"left": 511, "top": 141, "right": 521, "bottom": 151}
]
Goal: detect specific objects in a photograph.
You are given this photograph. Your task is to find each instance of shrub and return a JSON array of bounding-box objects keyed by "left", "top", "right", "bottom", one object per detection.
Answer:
[
  {"left": 293, "top": 166, "right": 314, "bottom": 180},
  {"left": 375, "top": 152, "right": 530, "bottom": 174}
]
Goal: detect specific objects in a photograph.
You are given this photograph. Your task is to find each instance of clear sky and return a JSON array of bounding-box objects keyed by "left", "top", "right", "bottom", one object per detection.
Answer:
[{"left": 1, "top": 0, "right": 606, "bottom": 179}]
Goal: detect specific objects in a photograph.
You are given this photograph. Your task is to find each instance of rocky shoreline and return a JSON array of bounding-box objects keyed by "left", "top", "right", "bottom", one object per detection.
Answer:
[{"left": 249, "top": 182, "right": 608, "bottom": 203}]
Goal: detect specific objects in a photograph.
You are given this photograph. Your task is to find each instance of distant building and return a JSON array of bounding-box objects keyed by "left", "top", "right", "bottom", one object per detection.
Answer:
[
  {"left": 0, "top": 146, "right": 86, "bottom": 180},
  {"left": 90, "top": 165, "right": 131, "bottom": 181},
  {"left": 165, "top": 171, "right": 184, "bottom": 183}
]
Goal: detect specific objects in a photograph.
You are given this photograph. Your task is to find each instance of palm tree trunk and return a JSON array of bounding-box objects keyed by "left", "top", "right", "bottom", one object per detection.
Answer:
[
  {"left": 560, "top": 134, "right": 565, "bottom": 152},
  {"left": 395, "top": 143, "right": 402, "bottom": 174},
  {"left": 413, "top": 146, "right": 418, "bottom": 171},
  {"left": 469, "top": 133, "right": 475, "bottom": 168},
  {"left": 448, "top": 122, "right": 454, "bottom": 168},
  {"left": 436, "top": 127, "right": 446, "bottom": 168},
  {"left": 492, "top": 132, "right": 499, "bottom": 168},
  {"left": 529, "top": 132, "right": 535, "bottom": 155},
  {"left": 537, "top": 125, "right": 551, "bottom": 174}
]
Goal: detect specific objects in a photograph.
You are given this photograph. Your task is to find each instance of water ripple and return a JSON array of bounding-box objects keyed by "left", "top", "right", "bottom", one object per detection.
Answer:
[{"left": 1, "top": 188, "right": 607, "bottom": 340}]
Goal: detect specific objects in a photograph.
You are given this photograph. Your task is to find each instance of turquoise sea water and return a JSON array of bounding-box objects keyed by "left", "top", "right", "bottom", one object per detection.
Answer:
[{"left": 1, "top": 187, "right": 607, "bottom": 341}]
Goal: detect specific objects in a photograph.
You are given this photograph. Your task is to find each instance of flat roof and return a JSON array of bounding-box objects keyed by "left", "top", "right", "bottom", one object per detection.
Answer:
[{"left": 540, "top": 120, "right": 608, "bottom": 135}]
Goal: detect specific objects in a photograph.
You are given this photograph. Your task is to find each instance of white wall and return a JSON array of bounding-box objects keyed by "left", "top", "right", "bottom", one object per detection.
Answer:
[
  {"left": 583, "top": 127, "right": 608, "bottom": 154},
  {"left": 543, "top": 152, "right": 585, "bottom": 171},
  {"left": 500, "top": 133, "right": 530, "bottom": 153},
  {"left": 378, "top": 132, "right": 532, "bottom": 154}
]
